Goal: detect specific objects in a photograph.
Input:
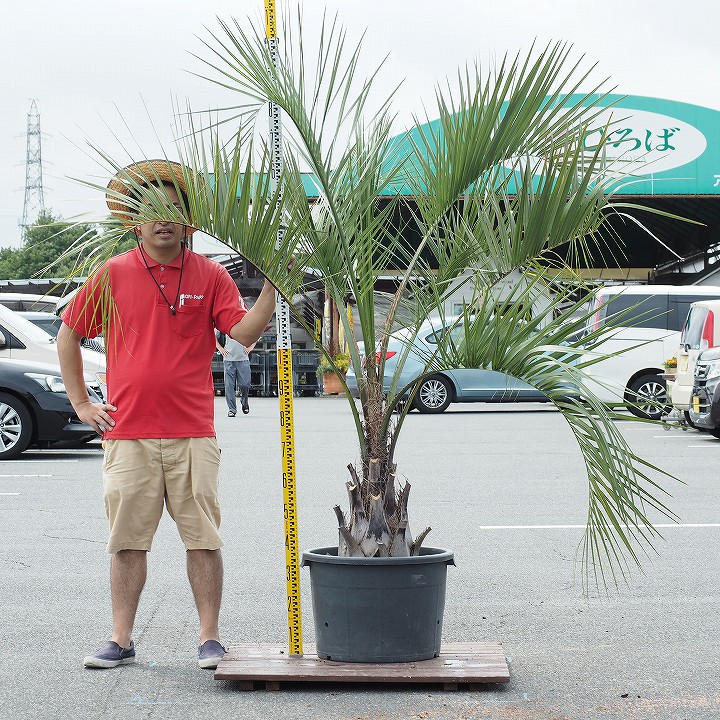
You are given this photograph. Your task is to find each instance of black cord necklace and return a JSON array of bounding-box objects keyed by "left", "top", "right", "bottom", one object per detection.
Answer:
[{"left": 138, "top": 242, "right": 186, "bottom": 315}]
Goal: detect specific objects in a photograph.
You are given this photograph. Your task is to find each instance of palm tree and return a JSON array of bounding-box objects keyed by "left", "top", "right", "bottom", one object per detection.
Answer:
[{"left": 80, "top": 14, "right": 677, "bottom": 588}]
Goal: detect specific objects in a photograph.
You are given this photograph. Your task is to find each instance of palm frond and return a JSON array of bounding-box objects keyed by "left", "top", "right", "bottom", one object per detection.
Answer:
[{"left": 65, "top": 11, "right": 682, "bottom": 582}]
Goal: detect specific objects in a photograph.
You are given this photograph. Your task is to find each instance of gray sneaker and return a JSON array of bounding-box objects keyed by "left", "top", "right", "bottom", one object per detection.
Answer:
[
  {"left": 198, "top": 640, "right": 227, "bottom": 669},
  {"left": 84, "top": 640, "right": 136, "bottom": 668}
]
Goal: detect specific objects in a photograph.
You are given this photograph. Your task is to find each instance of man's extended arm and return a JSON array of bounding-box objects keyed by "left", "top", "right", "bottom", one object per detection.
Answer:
[
  {"left": 57, "top": 323, "right": 116, "bottom": 435},
  {"left": 228, "top": 280, "right": 276, "bottom": 346}
]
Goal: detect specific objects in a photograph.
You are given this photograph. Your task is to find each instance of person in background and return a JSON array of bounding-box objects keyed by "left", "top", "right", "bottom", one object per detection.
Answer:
[{"left": 216, "top": 331, "right": 256, "bottom": 416}]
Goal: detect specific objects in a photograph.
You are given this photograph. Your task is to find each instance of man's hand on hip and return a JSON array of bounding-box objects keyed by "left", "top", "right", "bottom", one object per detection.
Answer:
[{"left": 76, "top": 400, "right": 117, "bottom": 435}]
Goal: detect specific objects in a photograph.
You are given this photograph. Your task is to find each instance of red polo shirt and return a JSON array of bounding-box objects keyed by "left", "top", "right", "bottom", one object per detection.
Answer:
[{"left": 62, "top": 246, "right": 247, "bottom": 439}]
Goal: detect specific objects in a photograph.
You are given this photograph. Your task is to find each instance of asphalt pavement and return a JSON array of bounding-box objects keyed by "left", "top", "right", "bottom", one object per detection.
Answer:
[{"left": 1, "top": 395, "right": 719, "bottom": 719}]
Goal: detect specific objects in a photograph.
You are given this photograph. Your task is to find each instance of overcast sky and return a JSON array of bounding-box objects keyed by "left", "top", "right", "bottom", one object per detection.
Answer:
[{"left": 1, "top": 0, "right": 718, "bottom": 249}]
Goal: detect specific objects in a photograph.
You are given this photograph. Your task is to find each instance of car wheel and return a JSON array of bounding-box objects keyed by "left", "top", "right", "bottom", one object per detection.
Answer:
[
  {"left": 627, "top": 374, "right": 670, "bottom": 420},
  {"left": 0, "top": 393, "right": 33, "bottom": 460},
  {"left": 683, "top": 410, "right": 702, "bottom": 430},
  {"left": 412, "top": 375, "right": 453, "bottom": 414}
]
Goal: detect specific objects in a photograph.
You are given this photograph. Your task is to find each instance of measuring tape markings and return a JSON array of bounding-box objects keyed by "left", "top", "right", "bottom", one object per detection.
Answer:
[
  {"left": 265, "top": 0, "right": 303, "bottom": 657},
  {"left": 278, "top": 344, "right": 302, "bottom": 654},
  {"left": 264, "top": 0, "right": 277, "bottom": 40}
]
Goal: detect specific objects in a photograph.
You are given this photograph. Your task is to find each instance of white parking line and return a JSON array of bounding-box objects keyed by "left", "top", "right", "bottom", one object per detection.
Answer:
[
  {"left": 0, "top": 474, "right": 52, "bottom": 478},
  {"left": 653, "top": 436, "right": 720, "bottom": 447},
  {"left": 0, "top": 492, "right": 20, "bottom": 496},
  {"left": 1, "top": 460, "right": 78, "bottom": 463},
  {"left": 478, "top": 523, "right": 720, "bottom": 530}
]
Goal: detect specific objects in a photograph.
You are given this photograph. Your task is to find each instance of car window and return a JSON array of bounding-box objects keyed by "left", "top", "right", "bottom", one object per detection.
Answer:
[
  {"left": 681, "top": 306, "right": 708, "bottom": 349},
  {"left": 600, "top": 293, "right": 668, "bottom": 330},
  {"left": 0, "top": 299, "right": 58, "bottom": 312},
  {"left": 20, "top": 315, "right": 61, "bottom": 338},
  {"left": 669, "top": 296, "right": 720, "bottom": 332},
  {"left": 0, "top": 314, "right": 55, "bottom": 344},
  {"left": 494, "top": 302, "right": 532, "bottom": 321},
  {"left": 424, "top": 324, "right": 465, "bottom": 345},
  {"left": 0, "top": 326, "right": 25, "bottom": 349}
]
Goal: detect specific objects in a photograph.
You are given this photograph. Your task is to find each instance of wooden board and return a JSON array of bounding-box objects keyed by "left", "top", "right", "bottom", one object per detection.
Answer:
[{"left": 214, "top": 642, "right": 510, "bottom": 689}]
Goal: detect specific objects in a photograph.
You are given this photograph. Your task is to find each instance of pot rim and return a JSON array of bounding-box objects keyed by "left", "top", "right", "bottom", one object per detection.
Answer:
[{"left": 301, "top": 546, "right": 455, "bottom": 566}]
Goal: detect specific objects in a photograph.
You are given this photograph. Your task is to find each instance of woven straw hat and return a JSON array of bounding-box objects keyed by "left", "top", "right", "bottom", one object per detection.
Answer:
[{"left": 106, "top": 159, "right": 197, "bottom": 233}]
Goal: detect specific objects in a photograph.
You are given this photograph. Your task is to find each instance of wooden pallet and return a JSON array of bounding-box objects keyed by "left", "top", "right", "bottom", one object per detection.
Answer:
[{"left": 214, "top": 642, "right": 510, "bottom": 690}]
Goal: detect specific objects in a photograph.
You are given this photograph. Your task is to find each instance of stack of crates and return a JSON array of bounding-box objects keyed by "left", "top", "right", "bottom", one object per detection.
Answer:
[
  {"left": 211, "top": 351, "right": 225, "bottom": 395},
  {"left": 246, "top": 346, "right": 320, "bottom": 397},
  {"left": 292, "top": 349, "right": 320, "bottom": 396},
  {"left": 266, "top": 351, "right": 278, "bottom": 396},
  {"left": 248, "top": 350, "right": 267, "bottom": 396}
]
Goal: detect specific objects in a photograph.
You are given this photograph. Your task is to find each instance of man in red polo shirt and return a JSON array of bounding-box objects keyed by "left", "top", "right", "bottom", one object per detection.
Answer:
[{"left": 58, "top": 160, "right": 276, "bottom": 670}]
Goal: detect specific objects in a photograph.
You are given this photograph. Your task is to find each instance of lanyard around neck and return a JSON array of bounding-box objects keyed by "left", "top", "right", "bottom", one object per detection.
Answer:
[{"left": 138, "top": 244, "right": 186, "bottom": 315}]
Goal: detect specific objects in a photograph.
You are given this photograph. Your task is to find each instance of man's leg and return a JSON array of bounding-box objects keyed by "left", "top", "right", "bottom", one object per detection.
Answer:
[
  {"left": 187, "top": 549, "right": 223, "bottom": 643},
  {"left": 111, "top": 550, "right": 147, "bottom": 648},
  {"left": 224, "top": 363, "right": 237, "bottom": 414},
  {"left": 239, "top": 360, "right": 250, "bottom": 413}
]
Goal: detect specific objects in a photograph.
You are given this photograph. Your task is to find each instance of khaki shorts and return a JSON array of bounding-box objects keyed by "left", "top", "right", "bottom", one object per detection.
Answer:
[{"left": 102, "top": 437, "right": 223, "bottom": 554}]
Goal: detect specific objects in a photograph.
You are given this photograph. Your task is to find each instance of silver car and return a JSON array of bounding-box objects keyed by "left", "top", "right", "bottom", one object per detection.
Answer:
[{"left": 346, "top": 318, "right": 576, "bottom": 413}]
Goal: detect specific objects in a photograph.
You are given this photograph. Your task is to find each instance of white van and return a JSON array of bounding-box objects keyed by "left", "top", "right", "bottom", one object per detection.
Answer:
[
  {"left": 579, "top": 285, "right": 720, "bottom": 419},
  {"left": 0, "top": 303, "right": 106, "bottom": 392},
  {"left": 670, "top": 299, "right": 720, "bottom": 418}
]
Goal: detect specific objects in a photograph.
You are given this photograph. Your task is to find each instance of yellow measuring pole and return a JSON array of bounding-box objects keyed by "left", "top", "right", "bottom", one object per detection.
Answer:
[{"left": 265, "top": 0, "right": 303, "bottom": 656}]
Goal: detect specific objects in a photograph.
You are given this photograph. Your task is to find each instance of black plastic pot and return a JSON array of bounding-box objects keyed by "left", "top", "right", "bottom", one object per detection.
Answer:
[{"left": 302, "top": 546, "right": 455, "bottom": 663}]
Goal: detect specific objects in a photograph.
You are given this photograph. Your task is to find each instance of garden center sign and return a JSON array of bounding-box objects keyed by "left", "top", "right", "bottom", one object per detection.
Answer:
[
  {"left": 293, "top": 94, "right": 720, "bottom": 276},
  {"left": 365, "top": 95, "right": 720, "bottom": 198},
  {"left": 559, "top": 94, "right": 719, "bottom": 195}
]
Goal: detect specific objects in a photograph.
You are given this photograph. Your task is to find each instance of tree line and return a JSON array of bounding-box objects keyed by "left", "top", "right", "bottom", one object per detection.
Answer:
[{"left": 0, "top": 212, "right": 135, "bottom": 280}]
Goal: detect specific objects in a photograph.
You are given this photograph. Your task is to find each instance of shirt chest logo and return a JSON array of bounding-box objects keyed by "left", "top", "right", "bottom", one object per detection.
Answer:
[{"left": 179, "top": 293, "right": 205, "bottom": 308}]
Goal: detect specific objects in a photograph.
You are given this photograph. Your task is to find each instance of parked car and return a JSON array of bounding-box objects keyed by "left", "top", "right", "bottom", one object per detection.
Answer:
[
  {"left": 688, "top": 348, "right": 720, "bottom": 438},
  {"left": 345, "top": 317, "right": 578, "bottom": 413},
  {"left": 0, "top": 304, "right": 106, "bottom": 392},
  {"left": 17, "top": 311, "right": 61, "bottom": 337},
  {"left": 0, "top": 358, "right": 102, "bottom": 459},
  {"left": 18, "top": 311, "right": 105, "bottom": 353},
  {"left": 0, "top": 293, "right": 63, "bottom": 313},
  {"left": 578, "top": 285, "right": 720, "bottom": 420},
  {"left": 669, "top": 299, "right": 720, "bottom": 424}
]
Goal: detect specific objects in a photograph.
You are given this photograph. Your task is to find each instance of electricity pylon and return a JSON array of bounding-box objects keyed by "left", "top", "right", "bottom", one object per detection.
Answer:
[{"left": 20, "top": 99, "right": 46, "bottom": 240}]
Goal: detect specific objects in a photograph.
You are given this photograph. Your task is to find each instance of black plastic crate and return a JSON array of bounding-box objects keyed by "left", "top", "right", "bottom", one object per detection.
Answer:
[
  {"left": 249, "top": 350, "right": 268, "bottom": 396},
  {"left": 211, "top": 351, "right": 225, "bottom": 395},
  {"left": 292, "top": 349, "right": 320, "bottom": 396}
]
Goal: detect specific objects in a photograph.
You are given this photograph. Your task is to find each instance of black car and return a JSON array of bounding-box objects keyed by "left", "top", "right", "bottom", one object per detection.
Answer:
[
  {"left": 688, "top": 347, "right": 720, "bottom": 438},
  {"left": 0, "top": 358, "right": 101, "bottom": 459}
]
